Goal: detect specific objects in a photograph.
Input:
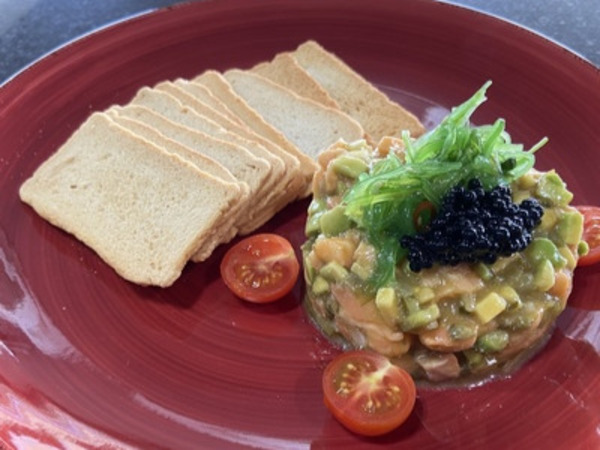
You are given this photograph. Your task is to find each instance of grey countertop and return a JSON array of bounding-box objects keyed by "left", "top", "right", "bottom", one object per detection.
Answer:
[{"left": 1, "top": 0, "right": 598, "bottom": 84}]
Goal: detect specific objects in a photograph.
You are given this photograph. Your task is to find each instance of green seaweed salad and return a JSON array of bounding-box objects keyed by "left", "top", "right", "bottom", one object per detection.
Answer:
[{"left": 342, "top": 81, "right": 548, "bottom": 289}]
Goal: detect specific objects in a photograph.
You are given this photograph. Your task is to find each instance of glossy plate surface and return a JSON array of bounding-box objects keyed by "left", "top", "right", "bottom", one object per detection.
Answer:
[{"left": 1, "top": 0, "right": 599, "bottom": 448}]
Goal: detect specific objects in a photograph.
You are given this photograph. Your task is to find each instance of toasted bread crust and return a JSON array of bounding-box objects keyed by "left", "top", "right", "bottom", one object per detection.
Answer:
[
  {"left": 292, "top": 40, "right": 425, "bottom": 141},
  {"left": 251, "top": 53, "right": 339, "bottom": 109}
]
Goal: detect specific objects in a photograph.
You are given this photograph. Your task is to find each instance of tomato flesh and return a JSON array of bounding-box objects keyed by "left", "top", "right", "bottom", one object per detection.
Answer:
[
  {"left": 413, "top": 200, "right": 436, "bottom": 232},
  {"left": 576, "top": 206, "right": 600, "bottom": 266},
  {"left": 322, "top": 350, "right": 416, "bottom": 436},
  {"left": 220, "top": 234, "right": 300, "bottom": 303}
]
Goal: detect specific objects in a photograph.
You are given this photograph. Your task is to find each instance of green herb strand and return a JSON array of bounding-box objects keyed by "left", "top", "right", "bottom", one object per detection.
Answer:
[{"left": 342, "top": 81, "right": 547, "bottom": 289}]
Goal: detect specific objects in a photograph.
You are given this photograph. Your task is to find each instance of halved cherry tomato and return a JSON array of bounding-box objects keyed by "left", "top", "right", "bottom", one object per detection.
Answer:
[
  {"left": 322, "top": 350, "right": 416, "bottom": 436},
  {"left": 220, "top": 233, "right": 300, "bottom": 303},
  {"left": 576, "top": 206, "right": 600, "bottom": 266}
]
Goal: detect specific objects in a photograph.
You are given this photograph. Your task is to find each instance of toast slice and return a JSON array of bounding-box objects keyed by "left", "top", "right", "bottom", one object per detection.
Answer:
[
  {"left": 166, "top": 79, "right": 297, "bottom": 176},
  {"left": 128, "top": 88, "right": 272, "bottom": 219},
  {"left": 171, "top": 78, "right": 246, "bottom": 127},
  {"left": 111, "top": 102, "right": 287, "bottom": 260},
  {"left": 193, "top": 70, "right": 317, "bottom": 197},
  {"left": 291, "top": 40, "right": 425, "bottom": 142},
  {"left": 105, "top": 109, "right": 249, "bottom": 257},
  {"left": 105, "top": 108, "right": 240, "bottom": 186},
  {"left": 130, "top": 86, "right": 285, "bottom": 200},
  {"left": 128, "top": 87, "right": 305, "bottom": 232},
  {"left": 250, "top": 53, "right": 339, "bottom": 109},
  {"left": 223, "top": 69, "right": 365, "bottom": 160},
  {"left": 153, "top": 81, "right": 286, "bottom": 208},
  {"left": 19, "top": 113, "right": 239, "bottom": 287},
  {"left": 155, "top": 79, "right": 306, "bottom": 227}
]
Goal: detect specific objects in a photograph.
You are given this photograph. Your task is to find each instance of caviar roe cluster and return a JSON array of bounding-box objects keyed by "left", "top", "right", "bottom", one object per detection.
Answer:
[{"left": 401, "top": 179, "right": 544, "bottom": 271}]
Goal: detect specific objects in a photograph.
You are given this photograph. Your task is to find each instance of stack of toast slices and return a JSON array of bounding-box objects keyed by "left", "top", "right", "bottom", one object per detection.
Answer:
[{"left": 19, "top": 40, "right": 425, "bottom": 287}]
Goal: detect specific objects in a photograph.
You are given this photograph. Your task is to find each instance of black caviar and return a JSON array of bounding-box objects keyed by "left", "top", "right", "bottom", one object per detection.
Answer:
[{"left": 401, "top": 179, "right": 543, "bottom": 271}]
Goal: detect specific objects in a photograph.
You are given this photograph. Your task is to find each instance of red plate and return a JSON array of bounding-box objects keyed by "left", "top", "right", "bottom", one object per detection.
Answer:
[{"left": 1, "top": 0, "right": 599, "bottom": 448}]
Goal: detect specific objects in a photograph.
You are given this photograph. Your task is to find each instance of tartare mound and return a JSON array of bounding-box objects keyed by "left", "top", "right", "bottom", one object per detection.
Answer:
[{"left": 303, "top": 137, "right": 584, "bottom": 384}]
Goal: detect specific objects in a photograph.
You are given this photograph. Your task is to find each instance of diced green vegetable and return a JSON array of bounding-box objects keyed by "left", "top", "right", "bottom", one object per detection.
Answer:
[
  {"left": 497, "top": 285, "right": 522, "bottom": 309},
  {"left": 311, "top": 276, "right": 330, "bottom": 295},
  {"left": 375, "top": 287, "right": 398, "bottom": 325},
  {"left": 512, "top": 189, "right": 532, "bottom": 204},
  {"left": 305, "top": 213, "right": 322, "bottom": 235},
  {"left": 308, "top": 198, "right": 326, "bottom": 215},
  {"left": 578, "top": 240, "right": 590, "bottom": 257},
  {"left": 475, "top": 262, "right": 494, "bottom": 281},
  {"left": 559, "top": 246, "right": 577, "bottom": 270},
  {"left": 535, "top": 171, "right": 573, "bottom": 207},
  {"left": 556, "top": 211, "right": 584, "bottom": 246},
  {"left": 463, "top": 349, "right": 486, "bottom": 369},
  {"left": 517, "top": 172, "right": 538, "bottom": 189},
  {"left": 319, "top": 261, "right": 349, "bottom": 282},
  {"left": 534, "top": 259, "right": 555, "bottom": 291},
  {"left": 402, "top": 304, "right": 440, "bottom": 331},
  {"left": 346, "top": 139, "right": 368, "bottom": 151},
  {"left": 331, "top": 154, "right": 369, "bottom": 179},
  {"left": 305, "top": 199, "right": 327, "bottom": 235},
  {"left": 449, "top": 322, "right": 478, "bottom": 340},
  {"left": 402, "top": 295, "right": 421, "bottom": 315},
  {"left": 538, "top": 208, "right": 558, "bottom": 232},
  {"left": 474, "top": 292, "right": 507, "bottom": 324},
  {"left": 526, "top": 238, "right": 566, "bottom": 269},
  {"left": 497, "top": 302, "right": 542, "bottom": 330},
  {"left": 319, "top": 205, "right": 352, "bottom": 236},
  {"left": 303, "top": 255, "right": 316, "bottom": 284},
  {"left": 350, "top": 261, "right": 371, "bottom": 280},
  {"left": 476, "top": 330, "right": 509, "bottom": 353},
  {"left": 414, "top": 286, "right": 435, "bottom": 304},
  {"left": 460, "top": 294, "right": 477, "bottom": 313}
]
